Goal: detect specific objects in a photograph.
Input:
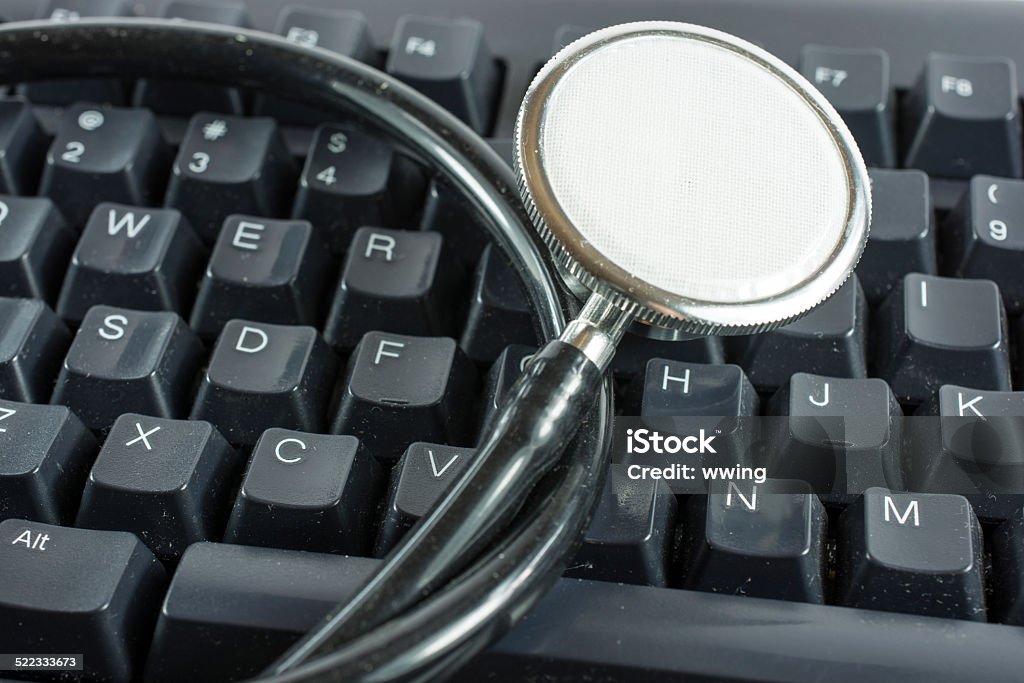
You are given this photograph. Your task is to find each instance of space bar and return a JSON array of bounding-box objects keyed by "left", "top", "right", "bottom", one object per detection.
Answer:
[{"left": 460, "top": 579, "right": 1024, "bottom": 682}]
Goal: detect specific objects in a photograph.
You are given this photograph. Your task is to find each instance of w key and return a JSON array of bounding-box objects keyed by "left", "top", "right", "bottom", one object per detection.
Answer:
[{"left": 40, "top": 104, "right": 170, "bottom": 227}]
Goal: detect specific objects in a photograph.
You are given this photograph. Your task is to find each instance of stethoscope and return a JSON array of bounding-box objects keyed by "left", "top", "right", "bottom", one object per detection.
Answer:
[{"left": 0, "top": 18, "right": 870, "bottom": 683}]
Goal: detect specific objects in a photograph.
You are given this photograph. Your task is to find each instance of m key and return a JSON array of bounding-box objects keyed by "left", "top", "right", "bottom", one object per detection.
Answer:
[
  {"left": 51, "top": 306, "right": 203, "bottom": 430},
  {"left": 837, "top": 488, "right": 986, "bottom": 620}
]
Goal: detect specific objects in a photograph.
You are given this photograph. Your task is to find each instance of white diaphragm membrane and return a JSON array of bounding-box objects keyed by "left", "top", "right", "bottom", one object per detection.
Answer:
[{"left": 537, "top": 33, "right": 852, "bottom": 305}]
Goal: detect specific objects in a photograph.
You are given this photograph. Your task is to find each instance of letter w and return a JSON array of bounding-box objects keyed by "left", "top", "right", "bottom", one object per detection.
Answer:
[{"left": 108, "top": 210, "right": 151, "bottom": 238}]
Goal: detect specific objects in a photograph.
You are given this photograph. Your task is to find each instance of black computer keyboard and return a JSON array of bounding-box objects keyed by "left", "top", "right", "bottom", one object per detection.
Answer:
[{"left": 2, "top": 0, "right": 1024, "bottom": 681}]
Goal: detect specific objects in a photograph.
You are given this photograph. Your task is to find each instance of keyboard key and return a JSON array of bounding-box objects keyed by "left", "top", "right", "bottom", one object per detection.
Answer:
[
  {"left": 40, "top": 104, "right": 170, "bottom": 227},
  {"left": 0, "top": 196, "right": 74, "bottom": 304},
  {"left": 460, "top": 243, "right": 538, "bottom": 364},
  {"left": 324, "top": 227, "right": 461, "bottom": 352},
  {"left": 145, "top": 543, "right": 378, "bottom": 683},
  {"left": 0, "top": 297, "right": 70, "bottom": 403},
  {"left": 386, "top": 15, "right": 501, "bottom": 134},
  {"left": 165, "top": 113, "right": 298, "bottom": 242},
  {"left": 332, "top": 332, "right": 477, "bottom": 463},
  {"left": 907, "top": 385, "right": 1024, "bottom": 520},
  {"left": 856, "top": 169, "right": 936, "bottom": 304},
  {"left": 376, "top": 441, "right": 475, "bottom": 555},
  {"left": 566, "top": 465, "right": 677, "bottom": 587},
  {"left": 132, "top": 0, "right": 249, "bottom": 116},
  {"left": 0, "top": 99, "right": 46, "bottom": 194},
  {"left": 902, "top": 53, "right": 1023, "bottom": 178},
  {"left": 800, "top": 45, "right": 895, "bottom": 167},
  {"left": 479, "top": 344, "right": 535, "bottom": 431},
  {"left": 56, "top": 203, "right": 206, "bottom": 323},
  {"left": 614, "top": 331, "right": 725, "bottom": 380},
  {"left": 420, "top": 178, "right": 490, "bottom": 268},
  {"left": 292, "top": 125, "right": 426, "bottom": 254},
  {"left": 191, "top": 320, "right": 338, "bottom": 446},
  {"left": 76, "top": 414, "right": 238, "bottom": 561},
  {"left": 225, "top": 429, "right": 382, "bottom": 555},
  {"left": 51, "top": 306, "right": 202, "bottom": 430},
  {"left": 992, "top": 510, "right": 1024, "bottom": 624},
  {"left": 255, "top": 9, "right": 376, "bottom": 124},
  {"left": 0, "top": 518, "right": 166, "bottom": 683},
  {"left": 683, "top": 479, "right": 827, "bottom": 603},
  {"left": 19, "top": 0, "right": 130, "bottom": 105},
  {"left": 876, "top": 274, "right": 1011, "bottom": 404},
  {"left": 837, "top": 488, "right": 986, "bottom": 620},
  {"left": 945, "top": 175, "right": 1024, "bottom": 314},
  {"left": 766, "top": 373, "right": 904, "bottom": 500},
  {"left": 0, "top": 401, "right": 96, "bottom": 524},
  {"left": 190, "top": 215, "right": 333, "bottom": 337},
  {"left": 734, "top": 277, "right": 868, "bottom": 392}
]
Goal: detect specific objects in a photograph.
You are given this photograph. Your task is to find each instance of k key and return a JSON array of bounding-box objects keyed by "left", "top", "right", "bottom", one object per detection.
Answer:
[
  {"left": 876, "top": 273, "right": 1011, "bottom": 404},
  {"left": 333, "top": 332, "right": 477, "bottom": 462},
  {"left": 191, "top": 321, "right": 338, "bottom": 446},
  {"left": 51, "top": 306, "right": 203, "bottom": 430},
  {"left": 40, "top": 104, "right": 170, "bottom": 227},
  {"left": 56, "top": 203, "right": 206, "bottom": 322},
  {"left": 165, "top": 113, "right": 298, "bottom": 242}
]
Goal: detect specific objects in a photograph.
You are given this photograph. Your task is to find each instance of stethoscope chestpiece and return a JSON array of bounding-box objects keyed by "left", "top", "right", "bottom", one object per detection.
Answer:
[{"left": 515, "top": 22, "right": 871, "bottom": 336}]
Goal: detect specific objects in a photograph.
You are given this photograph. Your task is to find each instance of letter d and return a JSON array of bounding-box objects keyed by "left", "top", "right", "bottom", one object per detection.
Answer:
[{"left": 236, "top": 326, "right": 268, "bottom": 353}]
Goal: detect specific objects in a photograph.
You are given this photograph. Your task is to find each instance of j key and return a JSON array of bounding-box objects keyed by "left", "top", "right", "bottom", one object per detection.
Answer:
[
  {"left": 0, "top": 99, "right": 46, "bottom": 194},
  {"left": 566, "top": 465, "right": 677, "bottom": 587},
  {"left": 145, "top": 543, "right": 379, "bottom": 683},
  {"left": 479, "top": 344, "right": 535, "bottom": 431},
  {"left": 0, "top": 519, "right": 166, "bottom": 683},
  {"left": 420, "top": 179, "right": 490, "bottom": 268},
  {"left": 333, "top": 332, "right": 477, "bottom": 462},
  {"left": 165, "top": 113, "right": 298, "bottom": 242},
  {"left": 614, "top": 331, "right": 725, "bottom": 380},
  {"left": 40, "top": 104, "right": 170, "bottom": 227},
  {"left": 51, "top": 306, "right": 202, "bottom": 430},
  {"left": 876, "top": 274, "right": 1011, "bottom": 404},
  {"left": 837, "top": 488, "right": 986, "bottom": 620},
  {"left": 255, "top": 10, "right": 376, "bottom": 124},
  {"left": 19, "top": 0, "right": 129, "bottom": 106},
  {"left": 225, "top": 429, "right": 381, "bottom": 555},
  {"left": 386, "top": 15, "right": 501, "bottom": 134},
  {"left": 629, "top": 360, "right": 759, "bottom": 480},
  {"left": 191, "top": 320, "right": 338, "bottom": 446},
  {"left": 800, "top": 45, "right": 895, "bottom": 168},
  {"left": 902, "top": 53, "right": 1023, "bottom": 178},
  {"left": 56, "top": 203, "right": 206, "bottom": 323},
  {"left": 460, "top": 243, "right": 538, "bottom": 364},
  {"left": 0, "top": 196, "right": 74, "bottom": 304},
  {"left": 0, "top": 401, "right": 95, "bottom": 525},
  {"left": 132, "top": 0, "right": 249, "bottom": 116},
  {"left": 734, "top": 277, "right": 868, "bottom": 392},
  {"left": 992, "top": 510, "right": 1024, "bottom": 624},
  {"left": 293, "top": 125, "right": 426, "bottom": 253},
  {"left": 856, "top": 169, "right": 936, "bottom": 304},
  {"left": 323, "top": 228, "right": 461, "bottom": 352},
  {"left": 0, "top": 297, "right": 70, "bottom": 403},
  {"left": 945, "top": 176, "right": 1024, "bottom": 314},
  {"left": 190, "top": 216, "right": 333, "bottom": 337},
  {"left": 376, "top": 442, "right": 475, "bottom": 555},
  {"left": 907, "top": 385, "right": 1024, "bottom": 520},
  {"left": 766, "top": 374, "right": 904, "bottom": 501},
  {"left": 75, "top": 415, "right": 237, "bottom": 561},
  {"left": 683, "top": 479, "right": 827, "bottom": 603}
]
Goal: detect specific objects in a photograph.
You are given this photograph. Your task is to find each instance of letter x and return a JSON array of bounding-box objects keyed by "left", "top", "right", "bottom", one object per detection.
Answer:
[{"left": 125, "top": 423, "right": 161, "bottom": 451}]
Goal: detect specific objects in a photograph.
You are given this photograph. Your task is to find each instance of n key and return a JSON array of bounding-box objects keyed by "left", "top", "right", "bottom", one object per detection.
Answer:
[
  {"left": 876, "top": 273, "right": 1011, "bottom": 404},
  {"left": 333, "top": 332, "right": 477, "bottom": 462},
  {"left": 837, "top": 488, "right": 985, "bottom": 620},
  {"left": 324, "top": 228, "right": 461, "bottom": 351},
  {"left": 40, "top": 104, "right": 170, "bottom": 226},
  {"left": 165, "top": 113, "right": 298, "bottom": 242},
  {"left": 190, "top": 321, "right": 338, "bottom": 446},
  {"left": 190, "top": 216, "right": 333, "bottom": 336},
  {"left": 945, "top": 176, "right": 1024, "bottom": 314},
  {"left": 56, "top": 204, "right": 207, "bottom": 322},
  {"left": 51, "top": 306, "right": 203, "bottom": 430},
  {"left": 76, "top": 415, "right": 238, "bottom": 561}
]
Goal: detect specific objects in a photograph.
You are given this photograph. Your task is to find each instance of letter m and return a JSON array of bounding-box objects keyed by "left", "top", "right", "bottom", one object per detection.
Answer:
[{"left": 883, "top": 496, "right": 920, "bottom": 527}]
